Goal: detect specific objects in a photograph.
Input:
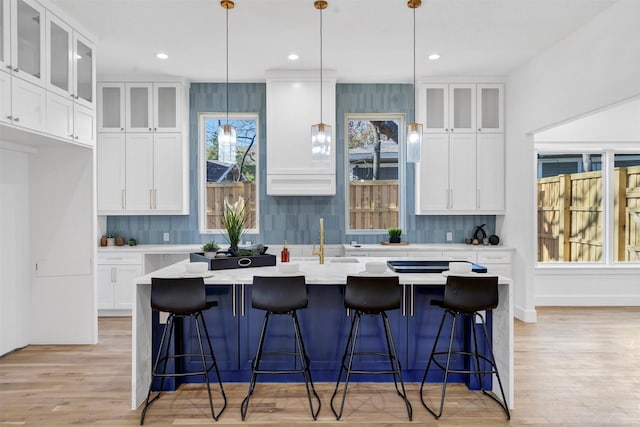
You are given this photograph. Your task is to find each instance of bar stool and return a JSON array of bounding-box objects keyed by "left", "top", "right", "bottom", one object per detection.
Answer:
[
  {"left": 330, "top": 275, "right": 412, "bottom": 421},
  {"left": 240, "top": 275, "right": 321, "bottom": 420},
  {"left": 140, "top": 277, "right": 227, "bottom": 425},
  {"left": 419, "top": 275, "right": 510, "bottom": 419}
]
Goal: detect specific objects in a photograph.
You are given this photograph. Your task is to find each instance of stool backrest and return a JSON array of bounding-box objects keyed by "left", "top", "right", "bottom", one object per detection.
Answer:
[
  {"left": 345, "top": 275, "right": 401, "bottom": 313},
  {"left": 252, "top": 275, "right": 308, "bottom": 313},
  {"left": 151, "top": 277, "right": 207, "bottom": 314},
  {"left": 444, "top": 275, "right": 499, "bottom": 312}
]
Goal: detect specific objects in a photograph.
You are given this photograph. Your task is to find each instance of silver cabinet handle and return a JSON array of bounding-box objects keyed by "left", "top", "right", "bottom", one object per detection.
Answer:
[
  {"left": 477, "top": 189, "right": 480, "bottom": 209},
  {"left": 149, "top": 189, "right": 153, "bottom": 209},
  {"left": 232, "top": 284, "right": 236, "bottom": 317},
  {"left": 148, "top": 127, "right": 152, "bottom": 131},
  {"left": 14, "top": 117, "right": 19, "bottom": 122},
  {"left": 450, "top": 189, "right": 453, "bottom": 209},
  {"left": 410, "top": 284, "right": 414, "bottom": 317},
  {"left": 70, "top": 93, "right": 74, "bottom": 98},
  {"left": 6, "top": 65, "right": 11, "bottom": 70},
  {"left": 7, "top": 115, "right": 12, "bottom": 120},
  {"left": 13, "top": 67, "right": 19, "bottom": 72},
  {"left": 241, "top": 284, "right": 245, "bottom": 317},
  {"left": 402, "top": 285, "right": 406, "bottom": 317},
  {"left": 121, "top": 189, "right": 125, "bottom": 209},
  {"left": 120, "top": 127, "right": 124, "bottom": 131},
  {"left": 110, "top": 267, "right": 115, "bottom": 282},
  {"left": 154, "top": 189, "right": 158, "bottom": 209},
  {"left": 74, "top": 136, "right": 79, "bottom": 140}
]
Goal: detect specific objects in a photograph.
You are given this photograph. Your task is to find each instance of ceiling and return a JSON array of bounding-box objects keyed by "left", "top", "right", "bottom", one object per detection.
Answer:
[{"left": 51, "top": 0, "right": 616, "bottom": 83}]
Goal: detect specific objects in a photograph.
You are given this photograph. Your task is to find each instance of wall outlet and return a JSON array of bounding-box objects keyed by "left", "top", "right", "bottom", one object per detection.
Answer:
[
  {"left": 163, "top": 232, "right": 170, "bottom": 242},
  {"left": 446, "top": 231, "right": 453, "bottom": 241}
]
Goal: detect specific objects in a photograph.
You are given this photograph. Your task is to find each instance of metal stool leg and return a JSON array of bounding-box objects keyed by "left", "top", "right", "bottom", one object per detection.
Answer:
[
  {"left": 419, "top": 307, "right": 447, "bottom": 410},
  {"left": 291, "top": 311, "right": 321, "bottom": 419},
  {"left": 330, "top": 310, "right": 362, "bottom": 420},
  {"left": 381, "top": 312, "right": 412, "bottom": 421},
  {"left": 240, "top": 311, "right": 271, "bottom": 420},
  {"left": 193, "top": 312, "right": 216, "bottom": 421},
  {"left": 478, "top": 313, "right": 511, "bottom": 419},
  {"left": 198, "top": 311, "right": 227, "bottom": 420}
]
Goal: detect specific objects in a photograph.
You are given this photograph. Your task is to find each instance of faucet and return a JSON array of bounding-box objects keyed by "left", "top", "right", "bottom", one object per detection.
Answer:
[{"left": 312, "top": 217, "right": 325, "bottom": 264}]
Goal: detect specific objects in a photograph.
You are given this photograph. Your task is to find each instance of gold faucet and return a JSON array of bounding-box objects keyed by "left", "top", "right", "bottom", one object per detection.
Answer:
[{"left": 312, "top": 217, "right": 325, "bottom": 264}]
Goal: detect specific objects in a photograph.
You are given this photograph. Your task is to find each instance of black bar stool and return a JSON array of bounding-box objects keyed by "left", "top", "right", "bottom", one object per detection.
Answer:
[
  {"left": 140, "top": 277, "right": 227, "bottom": 425},
  {"left": 240, "top": 275, "right": 321, "bottom": 420},
  {"left": 420, "top": 275, "right": 510, "bottom": 419},
  {"left": 330, "top": 275, "right": 412, "bottom": 421}
]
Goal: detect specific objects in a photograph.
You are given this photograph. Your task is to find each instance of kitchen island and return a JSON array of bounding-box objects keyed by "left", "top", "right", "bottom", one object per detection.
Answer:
[{"left": 131, "top": 257, "right": 513, "bottom": 410}]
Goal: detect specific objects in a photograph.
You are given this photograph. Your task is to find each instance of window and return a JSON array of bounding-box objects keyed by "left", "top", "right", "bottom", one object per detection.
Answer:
[
  {"left": 345, "top": 113, "right": 404, "bottom": 232},
  {"left": 536, "top": 151, "right": 640, "bottom": 264},
  {"left": 199, "top": 113, "right": 259, "bottom": 234}
]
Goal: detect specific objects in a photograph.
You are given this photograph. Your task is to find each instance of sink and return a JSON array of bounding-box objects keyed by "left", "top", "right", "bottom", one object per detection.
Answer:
[{"left": 328, "top": 257, "right": 359, "bottom": 263}]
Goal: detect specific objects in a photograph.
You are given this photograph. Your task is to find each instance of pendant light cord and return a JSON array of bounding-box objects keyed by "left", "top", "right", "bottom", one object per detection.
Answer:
[
  {"left": 319, "top": 6, "right": 323, "bottom": 125},
  {"left": 226, "top": 6, "right": 230, "bottom": 125},
  {"left": 412, "top": 6, "right": 416, "bottom": 119}
]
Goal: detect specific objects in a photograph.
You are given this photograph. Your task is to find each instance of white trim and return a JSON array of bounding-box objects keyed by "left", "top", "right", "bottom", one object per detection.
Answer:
[
  {"left": 0, "top": 141, "right": 38, "bottom": 154},
  {"left": 536, "top": 295, "right": 640, "bottom": 306},
  {"left": 513, "top": 305, "right": 537, "bottom": 323}
]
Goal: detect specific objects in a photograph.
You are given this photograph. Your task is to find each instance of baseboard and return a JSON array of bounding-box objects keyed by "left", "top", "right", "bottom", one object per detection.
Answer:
[
  {"left": 536, "top": 295, "right": 640, "bottom": 306},
  {"left": 98, "top": 309, "right": 132, "bottom": 317},
  {"left": 514, "top": 305, "right": 537, "bottom": 322}
]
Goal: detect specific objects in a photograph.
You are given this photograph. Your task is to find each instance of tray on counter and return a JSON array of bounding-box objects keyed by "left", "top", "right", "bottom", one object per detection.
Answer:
[
  {"left": 386, "top": 260, "right": 487, "bottom": 274},
  {"left": 190, "top": 252, "right": 276, "bottom": 270}
]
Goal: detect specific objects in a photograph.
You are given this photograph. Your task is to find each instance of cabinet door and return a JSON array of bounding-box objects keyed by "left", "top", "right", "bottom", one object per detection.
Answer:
[
  {"left": 97, "top": 83, "right": 125, "bottom": 132},
  {"left": 97, "top": 133, "right": 125, "bottom": 212},
  {"left": 0, "top": 70, "right": 10, "bottom": 124},
  {"left": 125, "top": 83, "right": 152, "bottom": 132},
  {"left": 11, "top": 0, "right": 45, "bottom": 87},
  {"left": 153, "top": 83, "right": 180, "bottom": 132},
  {"left": 153, "top": 133, "right": 183, "bottom": 211},
  {"left": 416, "top": 133, "right": 449, "bottom": 212},
  {"left": 449, "top": 133, "right": 476, "bottom": 210},
  {"left": 477, "top": 84, "right": 503, "bottom": 133},
  {"left": 11, "top": 76, "right": 44, "bottom": 131},
  {"left": 97, "top": 265, "right": 115, "bottom": 310},
  {"left": 73, "top": 32, "right": 94, "bottom": 109},
  {"left": 0, "top": 0, "right": 9, "bottom": 70},
  {"left": 113, "top": 265, "right": 141, "bottom": 309},
  {"left": 125, "top": 133, "right": 154, "bottom": 210},
  {"left": 73, "top": 102, "right": 95, "bottom": 146},
  {"left": 45, "top": 12, "right": 72, "bottom": 98},
  {"left": 449, "top": 84, "right": 476, "bottom": 133},
  {"left": 477, "top": 133, "right": 504, "bottom": 212},
  {"left": 45, "top": 91, "right": 73, "bottom": 139},
  {"left": 421, "top": 84, "right": 448, "bottom": 133}
]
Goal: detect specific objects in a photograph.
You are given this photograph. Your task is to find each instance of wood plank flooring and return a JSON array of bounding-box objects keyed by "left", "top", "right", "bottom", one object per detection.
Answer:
[{"left": 1, "top": 307, "right": 640, "bottom": 426}]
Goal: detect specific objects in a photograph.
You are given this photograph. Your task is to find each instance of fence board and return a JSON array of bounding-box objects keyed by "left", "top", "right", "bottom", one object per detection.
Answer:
[
  {"left": 206, "top": 182, "right": 256, "bottom": 230},
  {"left": 349, "top": 181, "right": 398, "bottom": 230}
]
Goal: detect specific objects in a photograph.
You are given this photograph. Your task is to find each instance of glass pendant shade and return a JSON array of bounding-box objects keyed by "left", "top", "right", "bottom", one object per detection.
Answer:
[
  {"left": 406, "top": 122, "right": 422, "bottom": 163},
  {"left": 218, "top": 124, "right": 236, "bottom": 144},
  {"left": 311, "top": 122, "right": 332, "bottom": 161}
]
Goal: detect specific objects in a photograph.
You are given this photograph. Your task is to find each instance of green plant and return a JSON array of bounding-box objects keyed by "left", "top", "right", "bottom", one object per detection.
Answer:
[
  {"left": 388, "top": 228, "right": 402, "bottom": 238},
  {"left": 223, "top": 196, "right": 246, "bottom": 247},
  {"left": 202, "top": 241, "right": 220, "bottom": 252}
]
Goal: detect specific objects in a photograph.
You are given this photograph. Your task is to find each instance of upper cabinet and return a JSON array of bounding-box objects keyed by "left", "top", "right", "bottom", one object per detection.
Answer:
[
  {"left": 124, "top": 83, "right": 181, "bottom": 133},
  {"left": 266, "top": 71, "right": 336, "bottom": 195},
  {"left": 416, "top": 82, "right": 504, "bottom": 215},
  {"left": 1, "top": 0, "right": 45, "bottom": 87},
  {"left": 97, "top": 82, "right": 125, "bottom": 132}
]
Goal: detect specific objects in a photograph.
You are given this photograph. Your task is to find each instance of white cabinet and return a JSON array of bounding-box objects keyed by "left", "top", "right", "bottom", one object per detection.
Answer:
[
  {"left": 45, "top": 12, "right": 95, "bottom": 110},
  {"left": 416, "top": 82, "right": 504, "bottom": 214},
  {"left": 97, "top": 132, "right": 184, "bottom": 214},
  {"left": 45, "top": 91, "right": 95, "bottom": 146},
  {"left": 124, "top": 82, "right": 181, "bottom": 133},
  {"left": 97, "top": 83, "right": 125, "bottom": 132},
  {"left": 97, "top": 252, "right": 142, "bottom": 316},
  {"left": 2, "top": 0, "right": 45, "bottom": 88},
  {"left": 9, "top": 76, "right": 45, "bottom": 131},
  {"left": 266, "top": 71, "right": 336, "bottom": 195},
  {"left": 477, "top": 250, "right": 512, "bottom": 278},
  {"left": 0, "top": 69, "right": 11, "bottom": 124}
]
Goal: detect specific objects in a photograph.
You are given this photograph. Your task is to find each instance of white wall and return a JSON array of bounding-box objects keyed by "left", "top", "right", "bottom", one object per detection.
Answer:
[
  {"left": 0, "top": 144, "right": 32, "bottom": 355},
  {"left": 502, "top": 0, "right": 640, "bottom": 320}
]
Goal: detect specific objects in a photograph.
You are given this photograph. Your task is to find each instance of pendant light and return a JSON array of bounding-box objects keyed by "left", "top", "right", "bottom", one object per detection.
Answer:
[
  {"left": 407, "top": 0, "right": 423, "bottom": 163},
  {"left": 311, "top": 0, "right": 331, "bottom": 161},
  {"left": 218, "top": 0, "right": 236, "bottom": 146}
]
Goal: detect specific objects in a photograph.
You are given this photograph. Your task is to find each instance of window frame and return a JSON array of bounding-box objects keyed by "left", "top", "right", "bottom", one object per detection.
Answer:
[
  {"left": 343, "top": 112, "right": 406, "bottom": 235},
  {"left": 533, "top": 141, "right": 640, "bottom": 267},
  {"left": 198, "top": 112, "right": 260, "bottom": 235}
]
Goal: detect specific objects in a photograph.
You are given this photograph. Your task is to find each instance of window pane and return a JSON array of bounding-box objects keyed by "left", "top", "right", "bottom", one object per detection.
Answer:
[
  {"left": 203, "top": 117, "right": 257, "bottom": 231},
  {"left": 346, "top": 117, "right": 400, "bottom": 230},
  {"left": 537, "top": 153, "right": 603, "bottom": 263},
  {"left": 614, "top": 153, "right": 640, "bottom": 262}
]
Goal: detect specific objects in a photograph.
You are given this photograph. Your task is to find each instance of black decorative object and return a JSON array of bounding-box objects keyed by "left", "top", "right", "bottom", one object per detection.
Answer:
[
  {"left": 489, "top": 235, "right": 500, "bottom": 245},
  {"left": 473, "top": 224, "right": 487, "bottom": 241},
  {"left": 190, "top": 252, "right": 276, "bottom": 270}
]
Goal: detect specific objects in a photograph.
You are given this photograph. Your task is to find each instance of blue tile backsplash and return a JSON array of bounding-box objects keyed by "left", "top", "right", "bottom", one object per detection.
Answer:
[{"left": 107, "top": 83, "right": 495, "bottom": 245}]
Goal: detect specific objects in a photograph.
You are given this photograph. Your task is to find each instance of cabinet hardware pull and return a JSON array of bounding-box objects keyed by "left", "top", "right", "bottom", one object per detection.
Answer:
[
  {"left": 149, "top": 189, "right": 153, "bottom": 209},
  {"left": 148, "top": 128, "right": 151, "bottom": 131},
  {"left": 70, "top": 94, "right": 74, "bottom": 98},
  {"left": 111, "top": 267, "right": 115, "bottom": 282},
  {"left": 6, "top": 65, "right": 11, "bottom": 69},
  {"left": 477, "top": 189, "right": 480, "bottom": 209},
  {"left": 232, "top": 284, "right": 236, "bottom": 317},
  {"left": 120, "top": 127, "right": 124, "bottom": 131},
  {"left": 154, "top": 189, "right": 158, "bottom": 209},
  {"left": 478, "top": 128, "right": 482, "bottom": 131},
  {"left": 13, "top": 67, "right": 19, "bottom": 72},
  {"left": 402, "top": 285, "right": 406, "bottom": 317},
  {"left": 154, "top": 127, "right": 157, "bottom": 131},
  {"left": 7, "top": 115, "right": 12, "bottom": 120},
  {"left": 122, "top": 189, "right": 126, "bottom": 209},
  {"left": 241, "top": 284, "right": 245, "bottom": 317},
  {"left": 74, "top": 136, "right": 79, "bottom": 139},
  {"left": 410, "top": 284, "right": 414, "bottom": 317},
  {"left": 14, "top": 117, "right": 19, "bottom": 122}
]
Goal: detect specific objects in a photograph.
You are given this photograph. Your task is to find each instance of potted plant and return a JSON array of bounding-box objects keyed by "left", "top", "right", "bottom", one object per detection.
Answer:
[
  {"left": 202, "top": 241, "right": 220, "bottom": 256},
  {"left": 388, "top": 227, "right": 402, "bottom": 244},
  {"left": 223, "top": 196, "right": 246, "bottom": 256}
]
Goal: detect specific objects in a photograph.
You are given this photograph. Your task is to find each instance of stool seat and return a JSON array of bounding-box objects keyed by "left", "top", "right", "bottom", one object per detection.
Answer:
[
  {"left": 240, "top": 275, "right": 320, "bottom": 421},
  {"left": 331, "top": 275, "right": 412, "bottom": 421},
  {"left": 140, "top": 277, "right": 226, "bottom": 425},
  {"left": 420, "top": 275, "right": 509, "bottom": 420}
]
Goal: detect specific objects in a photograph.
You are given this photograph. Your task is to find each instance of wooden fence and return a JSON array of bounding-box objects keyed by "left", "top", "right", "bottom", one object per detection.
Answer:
[
  {"left": 537, "top": 165, "right": 640, "bottom": 262},
  {"left": 349, "top": 180, "right": 398, "bottom": 229},
  {"left": 206, "top": 182, "right": 256, "bottom": 230}
]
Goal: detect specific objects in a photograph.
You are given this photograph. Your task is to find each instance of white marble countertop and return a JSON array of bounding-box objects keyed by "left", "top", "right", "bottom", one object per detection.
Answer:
[
  {"left": 134, "top": 256, "right": 512, "bottom": 285},
  {"left": 342, "top": 243, "right": 514, "bottom": 252}
]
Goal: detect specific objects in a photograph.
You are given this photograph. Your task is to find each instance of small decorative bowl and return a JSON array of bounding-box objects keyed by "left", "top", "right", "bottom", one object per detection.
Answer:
[
  {"left": 448, "top": 261, "right": 472, "bottom": 274},
  {"left": 279, "top": 263, "right": 300, "bottom": 274},
  {"left": 365, "top": 262, "right": 388, "bottom": 274}
]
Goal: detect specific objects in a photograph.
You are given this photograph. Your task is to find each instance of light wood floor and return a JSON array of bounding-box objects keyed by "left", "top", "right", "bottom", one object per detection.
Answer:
[{"left": 2, "top": 307, "right": 640, "bottom": 426}]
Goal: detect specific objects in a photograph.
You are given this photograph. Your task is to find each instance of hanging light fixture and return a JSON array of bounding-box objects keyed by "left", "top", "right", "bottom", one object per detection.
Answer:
[
  {"left": 218, "top": 0, "right": 236, "bottom": 146},
  {"left": 311, "top": 0, "right": 331, "bottom": 161},
  {"left": 407, "top": 0, "right": 423, "bottom": 163}
]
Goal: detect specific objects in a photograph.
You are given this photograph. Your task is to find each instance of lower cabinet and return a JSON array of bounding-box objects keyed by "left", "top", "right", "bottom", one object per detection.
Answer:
[{"left": 97, "top": 253, "right": 142, "bottom": 316}]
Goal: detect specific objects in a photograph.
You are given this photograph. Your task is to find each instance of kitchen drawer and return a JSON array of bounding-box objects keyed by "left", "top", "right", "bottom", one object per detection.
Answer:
[
  {"left": 97, "top": 252, "right": 143, "bottom": 265},
  {"left": 477, "top": 251, "right": 512, "bottom": 264},
  {"left": 443, "top": 251, "right": 477, "bottom": 262}
]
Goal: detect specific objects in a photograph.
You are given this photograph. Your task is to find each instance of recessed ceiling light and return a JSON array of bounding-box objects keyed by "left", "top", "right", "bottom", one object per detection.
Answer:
[
  {"left": 288, "top": 53, "right": 299, "bottom": 61},
  {"left": 428, "top": 53, "right": 440, "bottom": 60},
  {"left": 156, "top": 52, "right": 169, "bottom": 60}
]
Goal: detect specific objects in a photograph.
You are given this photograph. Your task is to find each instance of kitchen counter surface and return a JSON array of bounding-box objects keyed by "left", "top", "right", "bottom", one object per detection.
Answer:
[{"left": 131, "top": 256, "right": 513, "bottom": 411}]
